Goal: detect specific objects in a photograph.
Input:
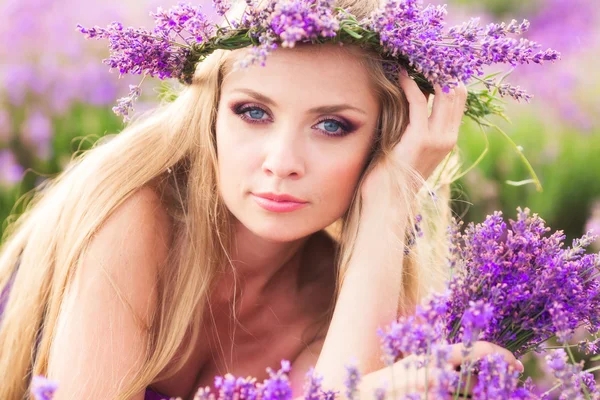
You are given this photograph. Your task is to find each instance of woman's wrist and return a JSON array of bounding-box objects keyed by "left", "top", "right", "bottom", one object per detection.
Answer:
[{"left": 353, "top": 199, "right": 410, "bottom": 265}]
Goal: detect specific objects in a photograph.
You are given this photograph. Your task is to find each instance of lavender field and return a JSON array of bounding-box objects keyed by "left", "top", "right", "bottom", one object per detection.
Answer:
[{"left": 2, "top": 0, "right": 600, "bottom": 398}]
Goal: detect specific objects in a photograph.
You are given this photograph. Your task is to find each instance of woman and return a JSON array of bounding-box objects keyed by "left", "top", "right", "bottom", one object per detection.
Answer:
[{"left": 0, "top": 0, "right": 523, "bottom": 399}]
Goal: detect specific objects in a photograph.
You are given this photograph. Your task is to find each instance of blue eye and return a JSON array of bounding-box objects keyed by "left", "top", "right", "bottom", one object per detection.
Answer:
[
  {"left": 321, "top": 120, "right": 341, "bottom": 133},
  {"left": 314, "top": 119, "right": 350, "bottom": 137},
  {"left": 236, "top": 105, "right": 270, "bottom": 122},
  {"left": 248, "top": 108, "right": 266, "bottom": 120}
]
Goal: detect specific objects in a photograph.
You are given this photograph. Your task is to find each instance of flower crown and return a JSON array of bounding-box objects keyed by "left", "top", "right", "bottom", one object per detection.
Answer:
[{"left": 78, "top": 0, "right": 559, "bottom": 190}]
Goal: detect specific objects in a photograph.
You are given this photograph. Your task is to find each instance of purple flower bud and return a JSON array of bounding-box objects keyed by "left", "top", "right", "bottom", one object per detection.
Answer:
[
  {"left": 344, "top": 359, "right": 361, "bottom": 400},
  {"left": 31, "top": 376, "right": 58, "bottom": 400},
  {"left": 212, "top": 0, "right": 231, "bottom": 17}
]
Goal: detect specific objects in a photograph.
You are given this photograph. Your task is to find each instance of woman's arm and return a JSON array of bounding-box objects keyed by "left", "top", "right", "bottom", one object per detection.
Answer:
[
  {"left": 305, "top": 70, "right": 467, "bottom": 393},
  {"left": 47, "top": 187, "right": 172, "bottom": 400},
  {"left": 310, "top": 204, "right": 408, "bottom": 390}
]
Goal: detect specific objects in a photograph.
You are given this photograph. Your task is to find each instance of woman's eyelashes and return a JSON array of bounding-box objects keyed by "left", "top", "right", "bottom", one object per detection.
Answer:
[{"left": 231, "top": 102, "right": 355, "bottom": 137}]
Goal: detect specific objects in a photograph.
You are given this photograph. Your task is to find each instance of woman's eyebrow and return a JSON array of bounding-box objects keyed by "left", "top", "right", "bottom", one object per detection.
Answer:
[{"left": 231, "top": 88, "right": 367, "bottom": 115}]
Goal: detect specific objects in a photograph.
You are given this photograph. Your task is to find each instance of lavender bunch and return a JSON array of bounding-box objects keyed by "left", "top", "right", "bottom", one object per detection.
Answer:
[
  {"left": 444, "top": 207, "right": 600, "bottom": 356},
  {"left": 378, "top": 207, "right": 600, "bottom": 398}
]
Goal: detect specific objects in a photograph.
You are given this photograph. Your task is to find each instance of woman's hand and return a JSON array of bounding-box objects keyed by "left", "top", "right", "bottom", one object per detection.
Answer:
[
  {"left": 360, "top": 69, "right": 468, "bottom": 207},
  {"left": 358, "top": 341, "right": 524, "bottom": 398}
]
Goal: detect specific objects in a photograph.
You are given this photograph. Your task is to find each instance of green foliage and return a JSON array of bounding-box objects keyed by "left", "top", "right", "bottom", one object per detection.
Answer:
[
  {"left": 0, "top": 104, "right": 123, "bottom": 239},
  {"left": 452, "top": 112, "right": 600, "bottom": 241}
]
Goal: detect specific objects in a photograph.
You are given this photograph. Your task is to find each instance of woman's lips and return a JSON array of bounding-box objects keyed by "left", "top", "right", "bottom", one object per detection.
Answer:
[{"left": 251, "top": 194, "right": 308, "bottom": 213}]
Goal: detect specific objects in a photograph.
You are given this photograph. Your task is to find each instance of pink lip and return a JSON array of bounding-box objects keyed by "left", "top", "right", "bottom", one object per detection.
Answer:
[
  {"left": 251, "top": 193, "right": 308, "bottom": 213},
  {"left": 253, "top": 192, "right": 307, "bottom": 203}
]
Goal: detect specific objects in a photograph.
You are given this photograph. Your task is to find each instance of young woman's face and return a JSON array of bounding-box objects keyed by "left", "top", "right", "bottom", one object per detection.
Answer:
[{"left": 215, "top": 44, "right": 380, "bottom": 242}]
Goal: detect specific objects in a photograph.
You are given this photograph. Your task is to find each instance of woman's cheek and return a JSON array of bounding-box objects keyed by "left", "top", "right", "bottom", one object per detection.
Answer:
[{"left": 322, "top": 160, "right": 366, "bottom": 212}]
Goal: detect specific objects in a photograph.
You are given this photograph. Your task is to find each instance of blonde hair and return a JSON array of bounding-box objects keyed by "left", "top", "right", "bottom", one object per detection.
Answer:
[{"left": 0, "top": 0, "right": 462, "bottom": 398}]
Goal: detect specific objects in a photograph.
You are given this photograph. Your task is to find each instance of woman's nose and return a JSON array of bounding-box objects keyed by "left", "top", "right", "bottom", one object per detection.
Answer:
[{"left": 261, "top": 130, "right": 305, "bottom": 179}]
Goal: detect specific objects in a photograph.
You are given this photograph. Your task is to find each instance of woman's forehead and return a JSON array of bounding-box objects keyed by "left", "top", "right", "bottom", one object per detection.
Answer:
[{"left": 221, "top": 44, "right": 379, "bottom": 107}]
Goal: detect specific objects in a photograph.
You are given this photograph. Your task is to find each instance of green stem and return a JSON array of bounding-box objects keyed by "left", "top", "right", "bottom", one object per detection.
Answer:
[
  {"left": 485, "top": 118, "right": 543, "bottom": 192},
  {"left": 432, "top": 146, "right": 454, "bottom": 189},
  {"left": 543, "top": 344, "right": 580, "bottom": 350},
  {"left": 541, "top": 382, "right": 562, "bottom": 397},
  {"left": 564, "top": 344, "right": 591, "bottom": 400},
  {"left": 462, "top": 359, "right": 474, "bottom": 399},
  {"left": 449, "top": 122, "right": 489, "bottom": 183},
  {"left": 135, "top": 32, "right": 191, "bottom": 49},
  {"left": 584, "top": 365, "right": 600, "bottom": 374}
]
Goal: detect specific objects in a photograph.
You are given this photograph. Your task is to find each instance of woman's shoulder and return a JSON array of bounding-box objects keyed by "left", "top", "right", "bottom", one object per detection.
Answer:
[
  {"left": 82, "top": 184, "right": 174, "bottom": 287},
  {"left": 109, "top": 185, "right": 174, "bottom": 248}
]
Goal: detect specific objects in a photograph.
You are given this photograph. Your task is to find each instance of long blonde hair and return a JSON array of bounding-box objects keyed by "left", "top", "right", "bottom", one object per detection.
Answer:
[{"left": 0, "top": 0, "right": 462, "bottom": 398}]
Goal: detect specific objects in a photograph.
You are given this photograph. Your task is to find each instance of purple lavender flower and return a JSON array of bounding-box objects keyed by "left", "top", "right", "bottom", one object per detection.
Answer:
[
  {"left": 21, "top": 109, "right": 53, "bottom": 160},
  {"left": 192, "top": 385, "right": 214, "bottom": 400},
  {"left": 377, "top": 303, "right": 445, "bottom": 365},
  {"left": 546, "top": 349, "right": 568, "bottom": 373},
  {"left": 78, "top": 2, "right": 212, "bottom": 83},
  {"left": 30, "top": 375, "right": 58, "bottom": 400},
  {"left": 343, "top": 359, "right": 361, "bottom": 400},
  {"left": 404, "top": 214, "right": 423, "bottom": 255},
  {"left": 577, "top": 337, "right": 600, "bottom": 355},
  {"left": 152, "top": 3, "right": 214, "bottom": 43},
  {"left": 472, "top": 354, "right": 533, "bottom": 399},
  {"left": 212, "top": 0, "right": 231, "bottom": 17},
  {"left": 460, "top": 300, "right": 494, "bottom": 348},
  {"left": 544, "top": 349, "right": 587, "bottom": 399},
  {"left": 303, "top": 367, "right": 324, "bottom": 400},
  {"left": 368, "top": 1, "right": 559, "bottom": 96},
  {"left": 269, "top": 0, "right": 339, "bottom": 48},
  {"left": 0, "top": 149, "right": 25, "bottom": 186},
  {"left": 373, "top": 384, "right": 387, "bottom": 400},
  {"left": 548, "top": 302, "right": 574, "bottom": 343},
  {"left": 579, "top": 371, "right": 599, "bottom": 396},
  {"left": 259, "top": 360, "right": 293, "bottom": 400},
  {"left": 430, "top": 344, "right": 460, "bottom": 399},
  {"left": 320, "top": 389, "right": 339, "bottom": 400},
  {"left": 112, "top": 84, "right": 143, "bottom": 122},
  {"left": 482, "top": 78, "right": 533, "bottom": 103}
]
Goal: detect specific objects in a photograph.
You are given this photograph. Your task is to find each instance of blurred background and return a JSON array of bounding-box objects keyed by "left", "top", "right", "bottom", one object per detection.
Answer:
[{"left": 0, "top": 0, "right": 598, "bottom": 396}]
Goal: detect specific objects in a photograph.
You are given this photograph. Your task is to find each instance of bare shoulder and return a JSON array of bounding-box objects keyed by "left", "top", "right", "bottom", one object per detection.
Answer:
[
  {"left": 99, "top": 185, "right": 173, "bottom": 257},
  {"left": 47, "top": 186, "right": 173, "bottom": 398},
  {"left": 76, "top": 185, "right": 173, "bottom": 327}
]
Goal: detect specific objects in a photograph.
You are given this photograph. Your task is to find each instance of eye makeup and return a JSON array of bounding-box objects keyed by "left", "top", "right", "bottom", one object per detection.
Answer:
[{"left": 230, "top": 101, "right": 358, "bottom": 138}]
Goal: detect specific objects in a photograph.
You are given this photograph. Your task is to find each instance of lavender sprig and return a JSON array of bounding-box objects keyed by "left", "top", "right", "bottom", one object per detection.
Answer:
[{"left": 259, "top": 360, "right": 293, "bottom": 400}]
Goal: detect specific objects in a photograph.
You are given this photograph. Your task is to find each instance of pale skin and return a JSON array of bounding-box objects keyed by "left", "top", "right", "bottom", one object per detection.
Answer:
[{"left": 46, "top": 44, "right": 522, "bottom": 399}]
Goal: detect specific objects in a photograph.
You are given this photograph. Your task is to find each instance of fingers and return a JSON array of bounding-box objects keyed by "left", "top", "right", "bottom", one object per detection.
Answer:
[
  {"left": 402, "top": 360, "right": 478, "bottom": 397},
  {"left": 398, "top": 68, "right": 429, "bottom": 130},
  {"left": 428, "top": 81, "right": 467, "bottom": 143},
  {"left": 450, "top": 82, "right": 468, "bottom": 130},
  {"left": 448, "top": 341, "right": 524, "bottom": 373},
  {"left": 428, "top": 83, "right": 457, "bottom": 135}
]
